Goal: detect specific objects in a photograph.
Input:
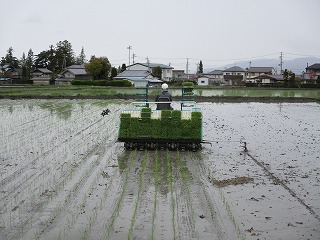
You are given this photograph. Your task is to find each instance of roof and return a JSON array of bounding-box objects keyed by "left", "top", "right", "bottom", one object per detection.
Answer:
[
  {"left": 0, "top": 77, "right": 12, "bottom": 81},
  {"left": 206, "top": 70, "right": 223, "bottom": 75},
  {"left": 248, "top": 67, "right": 274, "bottom": 73},
  {"left": 223, "top": 66, "right": 245, "bottom": 72},
  {"left": 123, "top": 77, "right": 162, "bottom": 83},
  {"left": 1, "top": 64, "right": 15, "bottom": 70},
  {"left": 116, "top": 70, "right": 152, "bottom": 78},
  {"left": 33, "top": 68, "right": 53, "bottom": 74},
  {"left": 306, "top": 63, "right": 320, "bottom": 70},
  {"left": 61, "top": 65, "right": 87, "bottom": 75},
  {"left": 253, "top": 74, "right": 284, "bottom": 81},
  {"left": 129, "top": 63, "right": 173, "bottom": 69},
  {"left": 67, "top": 65, "right": 85, "bottom": 69}
]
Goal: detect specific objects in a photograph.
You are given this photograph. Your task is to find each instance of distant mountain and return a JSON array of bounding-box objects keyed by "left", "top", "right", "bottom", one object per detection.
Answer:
[{"left": 204, "top": 57, "right": 320, "bottom": 75}]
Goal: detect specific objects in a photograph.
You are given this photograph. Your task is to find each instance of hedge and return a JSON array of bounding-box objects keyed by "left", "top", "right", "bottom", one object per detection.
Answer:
[
  {"left": 118, "top": 108, "right": 202, "bottom": 142},
  {"left": 71, "top": 79, "right": 132, "bottom": 87}
]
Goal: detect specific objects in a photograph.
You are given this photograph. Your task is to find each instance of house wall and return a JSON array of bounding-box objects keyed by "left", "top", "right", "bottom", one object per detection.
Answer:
[
  {"left": 33, "top": 79, "right": 50, "bottom": 85},
  {"left": 305, "top": 69, "right": 320, "bottom": 80},
  {"left": 203, "top": 74, "right": 223, "bottom": 79},
  {"left": 64, "top": 71, "right": 76, "bottom": 79},
  {"left": 197, "top": 77, "right": 209, "bottom": 86},
  {"left": 223, "top": 72, "right": 245, "bottom": 84},
  {"left": 161, "top": 68, "right": 173, "bottom": 82},
  {"left": 128, "top": 65, "right": 149, "bottom": 71}
]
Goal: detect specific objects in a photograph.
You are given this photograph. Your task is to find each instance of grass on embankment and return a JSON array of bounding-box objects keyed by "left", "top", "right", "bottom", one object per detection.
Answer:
[{"left": 0, "top": 85, "right": 319, "bottom": 101}]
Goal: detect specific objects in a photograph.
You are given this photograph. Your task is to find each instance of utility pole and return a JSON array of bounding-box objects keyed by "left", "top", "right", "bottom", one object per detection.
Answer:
[
  {"left": 127, "top": 45, "right": 132, "bottom": 67},
  {"left": 146, "top": 57, "right": 150, "bottom": 72},
  {"left": 186, "top": 58, "right": 189, "bottom": 80},
  {"left": 279, "top": 52, "right": 284, "bottom": 74},
  {"left": 248, "top": 61, "right": 251, "bottom": 81},
  {"left": 132, "top": 53, "right": 136, "bottom": 64},
  {"left": 195, "top": 63, "right": 199, "bottom": 75}
]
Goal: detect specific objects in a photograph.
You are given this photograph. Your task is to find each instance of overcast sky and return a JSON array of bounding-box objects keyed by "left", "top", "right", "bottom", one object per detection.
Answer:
[{"left": 1, "top": 0, "right": 319, "bottom": 71}]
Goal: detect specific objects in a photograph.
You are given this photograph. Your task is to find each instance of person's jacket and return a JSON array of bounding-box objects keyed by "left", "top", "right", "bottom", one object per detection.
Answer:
[{"left": 155, "top": 90, "right": 173, "bottom": 110}]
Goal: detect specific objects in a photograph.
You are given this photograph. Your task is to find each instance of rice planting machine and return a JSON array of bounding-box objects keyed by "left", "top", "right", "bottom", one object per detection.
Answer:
[{"left": 117, "top": 82, "right": 202, "bottom": 151}]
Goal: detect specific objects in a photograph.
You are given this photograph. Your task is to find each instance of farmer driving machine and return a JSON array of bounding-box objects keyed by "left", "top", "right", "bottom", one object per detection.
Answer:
[{"left": 117, "top": 82, "right": 202, "bottom": 151}]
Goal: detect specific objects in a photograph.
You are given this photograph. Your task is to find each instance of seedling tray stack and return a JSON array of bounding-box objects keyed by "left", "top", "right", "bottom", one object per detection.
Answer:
[{"left": 118, "top": 108, "right": 202, "bottom": 151}]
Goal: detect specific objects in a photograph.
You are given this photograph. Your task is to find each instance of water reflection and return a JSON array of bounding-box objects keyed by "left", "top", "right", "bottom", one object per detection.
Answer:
[
  {"left": 159, "top": 88, "right": 320, "bottom": 98},
  {"left": 38, "top": 101, "right": 73, "bottom": 120}
]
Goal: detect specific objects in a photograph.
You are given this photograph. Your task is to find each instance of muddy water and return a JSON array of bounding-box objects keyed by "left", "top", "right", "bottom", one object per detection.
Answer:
[{"left": 0, "top": 99, "right": 319, "bottom": 240}]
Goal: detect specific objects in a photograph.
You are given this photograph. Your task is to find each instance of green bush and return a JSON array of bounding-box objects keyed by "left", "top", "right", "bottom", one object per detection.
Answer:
[
  {"left": 106, "top": 80, "right": 132, "bottom": 87},
  {"left": 71, "top": 79, "right": 132, "bottom": 87},
  {"left": 182, "top": 81, "right": 194, "bottom": 87}
]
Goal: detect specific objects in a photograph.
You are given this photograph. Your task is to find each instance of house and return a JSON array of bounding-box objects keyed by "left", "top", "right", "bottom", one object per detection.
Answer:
[
  {"left": 172, "top": 70, "right": 188, "bottom": 80},
  {"left": 115, "top": 70, "right": 154, "bottom": 80},
  {"left": 32, "top": 68, "right": 53, "bottom": 85},
  {"left": 252, "top": 74, "right": 284, "bottom": 84},
  {"left": 0, "top": 64, "right": 21, "bottom": 80},
  {"left": 127, "top": 63, "right": 173, "bottom": 82},
  {"left": 55, "top": 65, "right": 91, "bottom": 85},
  {"left": 197, "top": 77, "right": 209, "bottom": 86},
  {"left": 115, "top": 70, "right": 162, "bottom": 87},
  {"left": 247, "top": 67, "right": 276, "bottom": 82},
  {"left": 201, "top": 70, "right": 225, "bottom": 85},
  {"left": 304, "top": 63, "right": 320, "bottom": 83},
  {"left": 222, "top": 66, "right": 246, "bottom": 85},
  {"left": 0, "top": 78, "right": 12, "bottom": 84}
]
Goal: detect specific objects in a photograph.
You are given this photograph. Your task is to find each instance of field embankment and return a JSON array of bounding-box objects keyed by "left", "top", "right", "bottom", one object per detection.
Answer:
[{"left": 0, "top": 85, "right": 319, "bottom": 102}]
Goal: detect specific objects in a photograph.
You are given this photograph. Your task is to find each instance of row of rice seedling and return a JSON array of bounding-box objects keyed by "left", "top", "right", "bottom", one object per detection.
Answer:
[
  {"left": 103, "top": 150, "right": 137, "bottom": 239},
  {"left": 0, "top": 99, "right": 128, "bottom": 239},
  {"left": 128, "top": 151, "right": 148, "bottom": 239}
]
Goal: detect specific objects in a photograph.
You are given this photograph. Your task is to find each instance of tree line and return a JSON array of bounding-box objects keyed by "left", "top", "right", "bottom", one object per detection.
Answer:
[{"left": 0, "top": 40, "right": 127, "bottom": 80}]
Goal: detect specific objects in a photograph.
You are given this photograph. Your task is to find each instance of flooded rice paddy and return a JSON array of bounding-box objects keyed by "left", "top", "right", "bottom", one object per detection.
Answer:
[{"left": 0, "top": 99, "right": 319, "bottom": 240}]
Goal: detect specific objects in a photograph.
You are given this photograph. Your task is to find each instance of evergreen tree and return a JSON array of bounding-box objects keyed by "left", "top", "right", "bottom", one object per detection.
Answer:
[
  {"left": 1, "top": 47, "right": 19, "bottom": 68},
  {"left": 121, "top": 63, "right": 126, "bottom": 72},
  {"left": 25, "top": 49, "right": 34, "bottom": 80},
  {"left": 199, "top": 60, "right": 203, "bottom": 74},
  {"left": 76, "top": 47, "right": 86, "bottom": 64},
  {"left": 55, "top": 40, "right": 75, "bottom": 70},
  {"left": 152, "top": 66, "right": 162, "bottom": 79},
  {"left": 20, "top": 53, "right": 27, "bottom": 79},
  {"left": 110, "top": 67, "right": 118, "bottom": 80}
]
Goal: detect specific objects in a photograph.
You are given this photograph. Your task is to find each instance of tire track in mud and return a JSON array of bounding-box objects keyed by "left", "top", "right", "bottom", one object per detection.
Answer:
[
  {"left": 181, "top": 151, "right": 244, "bottom": 240},
  {"left": 246, "top": 152, "right": 320, "bottom": 223},
  {"left": 101, "top": 150, "right": 138, "bottom": 240},
  {"left": 169, "top": 151, "right": 197, "bottom": 240}
]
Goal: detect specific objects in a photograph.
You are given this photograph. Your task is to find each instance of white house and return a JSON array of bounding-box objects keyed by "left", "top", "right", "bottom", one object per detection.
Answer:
[
  {"left": 252, "top": 74, "right": 284, "bottom": 84},
  {"left": 246, "top": 67, "right": 276, "bottom": 82},
  {"left": 197, "top": 77, "right": 209, "bottom": 86},
  {"left": 222, "top": 66, "right": 246, "bottom": 85},
  {"left": 127, "top": 63, "right": 173, "bottom": 82},
  {"left": 201, "top": 70, "right": 225, "bottom": 85}
]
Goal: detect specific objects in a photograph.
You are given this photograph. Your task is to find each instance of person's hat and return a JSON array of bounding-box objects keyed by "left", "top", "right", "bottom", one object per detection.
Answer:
[{"left": 161, "top": 83, "right": 168, "bottom": 90}]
